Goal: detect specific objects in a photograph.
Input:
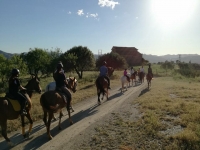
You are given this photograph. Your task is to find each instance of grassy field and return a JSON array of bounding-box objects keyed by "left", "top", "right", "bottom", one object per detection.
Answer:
[
  {"left": 2, "top": 64, "right": 200, "bottom": 149},
  {"left": 81, "top": 76, "right": 200, "bottom": 149}
]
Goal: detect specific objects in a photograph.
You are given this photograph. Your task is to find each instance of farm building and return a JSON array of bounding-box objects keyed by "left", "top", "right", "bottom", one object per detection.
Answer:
[{"left": 111, "top": 46, "right": 143, "bottom": 66}]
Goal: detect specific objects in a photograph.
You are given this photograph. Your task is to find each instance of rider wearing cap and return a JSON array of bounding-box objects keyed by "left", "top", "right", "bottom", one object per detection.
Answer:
[
  {"left": 53, "top": 62, "right": 71, "bottom": 110},
  {"left": 99, "top": 61, "right": 111, "bottom": 89},
  {"left": 8, "top": 69, "right": 27, "bottom": 115}
]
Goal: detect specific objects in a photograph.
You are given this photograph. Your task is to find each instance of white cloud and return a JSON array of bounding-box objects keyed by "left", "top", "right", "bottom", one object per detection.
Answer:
[
  {"left": 68, "top": 11, "right": 72, "bottom": 14},
  {"left": 86, "top": 13, "right": 99, "bottom": 20},
  {"left": 98, "top": 0, "right": 119, "bottom": 9},
  {"left": 77, "top": 9, "right": 84, "bottom": 16}
]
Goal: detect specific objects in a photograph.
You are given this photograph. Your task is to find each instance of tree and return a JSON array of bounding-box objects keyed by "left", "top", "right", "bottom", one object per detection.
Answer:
[
  {"left": 62, "top": 46, "right": 95, "bottom": 79},
  {"left": 96, "top": 52, "right": 128, "bottom": 69},
  {"left": 21, "top": 48, "right": 51, "bottom": 77}
]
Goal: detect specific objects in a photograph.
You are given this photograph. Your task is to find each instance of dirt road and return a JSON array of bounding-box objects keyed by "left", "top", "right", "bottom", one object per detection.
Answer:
[{"left": 0, "top": 82, "right": 147, "bottom": 150}]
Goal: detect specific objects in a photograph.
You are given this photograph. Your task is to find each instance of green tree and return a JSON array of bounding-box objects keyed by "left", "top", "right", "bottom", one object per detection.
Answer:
[
  {"left": 62, "top": 46, "right": 95, "bottom": 79},
  {"left": 21, "top": 48, "right": 51, "bottom": 77},
  {"left": 96, "top": 52, "right": 128, "bottom": 69}
]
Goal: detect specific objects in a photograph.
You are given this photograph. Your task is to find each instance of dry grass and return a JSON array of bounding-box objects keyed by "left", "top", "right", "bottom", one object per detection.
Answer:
[{"left": 77, "top": 77, "right": 200, "bottom": 150}]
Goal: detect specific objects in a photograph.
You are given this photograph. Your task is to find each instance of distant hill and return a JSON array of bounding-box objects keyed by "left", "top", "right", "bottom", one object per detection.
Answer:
[
  {"left": 0, "top": 50, "right": 14, "bottom": 59},
  {"left": 143, "top": 54, "right": 200, "bottom": 64}
]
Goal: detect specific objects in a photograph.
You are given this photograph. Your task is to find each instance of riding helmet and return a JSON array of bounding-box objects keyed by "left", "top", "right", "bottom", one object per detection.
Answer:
[
  {"left": 57, "top": 62, "right": 63, "bottom": 69},
  {"left": 11, "top": 68, "right": 20, "bottom": 76}
]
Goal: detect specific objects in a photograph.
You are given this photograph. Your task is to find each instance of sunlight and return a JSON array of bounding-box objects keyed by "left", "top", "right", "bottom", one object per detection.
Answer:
[{"left": 151, "top": 0, "right": 198, "bottom": 29}]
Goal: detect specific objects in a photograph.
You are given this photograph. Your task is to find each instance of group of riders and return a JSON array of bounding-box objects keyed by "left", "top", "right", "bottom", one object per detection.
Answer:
[{"left": 7, "top": 61, "right": 153, "bottom": 116}]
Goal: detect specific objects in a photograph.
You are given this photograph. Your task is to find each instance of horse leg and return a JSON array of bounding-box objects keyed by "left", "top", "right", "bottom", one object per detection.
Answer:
[
  {"left": 43, "top": 109, "right": 48, "bottom": 126},
  {"left": 97, "top": 89, "right": 101, "bottom": 105},
  {"left": 47, "top": 112, "right": 53, "bottom": 140},
  {"left": 52, "top": 114, "right": 57, "bottom": 121},
  {"left": 0, "top": 119, "right": 14, "bottom": 147},
  {"left": 66, "top": 102, "right": 73, "bottom": 125},
  {"left": 58, "top": 111, "right": 62, "bottom": 130},
  {"left": 25, "top": 111, "right": 33, "bottom": 138},
  {"left": 20, "top": 115, "right": 26, "bottom": 138}
]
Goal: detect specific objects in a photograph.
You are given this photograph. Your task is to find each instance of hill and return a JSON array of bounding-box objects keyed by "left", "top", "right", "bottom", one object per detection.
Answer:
[
  {"left": 0, "top": 50, "right": 13, "bottom": 59},
  {"left": 143, "top": 54, "right": 200, "bottom": 64}
]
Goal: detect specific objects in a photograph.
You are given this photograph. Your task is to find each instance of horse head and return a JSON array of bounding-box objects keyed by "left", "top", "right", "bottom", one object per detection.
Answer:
[
  {"left": 25, "top": 76, "right": 42, "bottom": 94},
  {"left": 108, "top": 67, "right": 114, "bottom": 77},
  {"left": 67, "top": 77, "right": 77, "bottom": 93}
]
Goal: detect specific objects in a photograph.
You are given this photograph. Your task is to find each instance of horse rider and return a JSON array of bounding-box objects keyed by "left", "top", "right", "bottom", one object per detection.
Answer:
[
  {"left": 140, "top": 66, "right": 145, "bottom": 74},
  {"left": 124, "top": 69, "right": 130, "bottom": 82},
  {"left": 130, "top": 67, "right": 134, "bottom": 75},
  {"left": 148, "top": 64, "right": 153, "bottom": 78},
  {"left": 8, "top": 69, "right": 27, "bottom": 115},
  {"left": 99, "top": 61, "right": 111, "bottom": 89},
  {"left": 53, "top": 62, "right": 72, "bottom": 109}
]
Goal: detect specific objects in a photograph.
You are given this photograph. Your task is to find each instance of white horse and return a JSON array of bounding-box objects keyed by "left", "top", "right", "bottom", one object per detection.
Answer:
[{"left": 120, "top": 73, "right": 131, "bottom": 93}]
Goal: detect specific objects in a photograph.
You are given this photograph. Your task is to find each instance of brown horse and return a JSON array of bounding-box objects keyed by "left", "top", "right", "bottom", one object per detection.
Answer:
[
  {"left": 107, "top": 67, "right": 114, "bottom": 77},
  {"left": 95, "top": 76, "right": 109, "bottom": 105},
  {"left": 40, "top": 77, "right": 77, "bottom": 140},
  {"left": 146, "top": 73, "right": 152, "bottom": 89},
  {"left": 138, "top": 71, "right": 145, "bottom": 83},
  {"left": 0, "top": 76, "right": 42, "bottom": 147},
  {"left": 129, "top": 71, "right": 137, "bottom": 86}
]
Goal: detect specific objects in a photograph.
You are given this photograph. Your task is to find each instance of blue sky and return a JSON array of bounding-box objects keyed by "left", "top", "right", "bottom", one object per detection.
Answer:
[{"left": 0, "top": 0, "right": 200, "bottom": 56}]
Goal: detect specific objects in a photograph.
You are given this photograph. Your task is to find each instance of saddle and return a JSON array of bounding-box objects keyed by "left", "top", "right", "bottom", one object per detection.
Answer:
[
  {"left": 55, "top": 87, "right": 68, "bottom": 104},
  {"left": 5, "top": 93, "right": 23, "bottom": 111}
]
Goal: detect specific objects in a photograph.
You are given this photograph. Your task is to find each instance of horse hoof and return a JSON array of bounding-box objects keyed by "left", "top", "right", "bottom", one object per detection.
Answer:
[
  {"left": 23, "top": 133, "right": 27, "bottom": 138},
  {"left": 49, "top": 136, "right": 53, "bottom": 140},
  {"left": 70, "top": 121, "right": 73, "bottom": 125}
]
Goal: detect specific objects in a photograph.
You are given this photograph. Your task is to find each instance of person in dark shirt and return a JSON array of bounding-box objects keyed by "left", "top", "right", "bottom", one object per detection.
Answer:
[
  {"left": 148, "top": 64, "right": 153, "bottom": 78},
  {"left": 53, "top": 62, "right": 71, "bottom": 108},
  {"left": 9, "top": 68, "right": 27, "bottom": 115},
  {"left": 99, "top": 61, "right": 111, "bottom": 89}
]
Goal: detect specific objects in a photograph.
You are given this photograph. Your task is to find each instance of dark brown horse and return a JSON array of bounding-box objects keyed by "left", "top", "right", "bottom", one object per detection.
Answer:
[
  {"left": 95, "top": 67, "right": 114, "bottom": 104},
  {"left": 0, "top": 76, "right": 42, "bottom": 147},
  {"left": 95, "top": 76, "right": 109, "bottom": 105},
  {"left": 146, "top": 73, "right": 152, "bottom": 89},
  {"left": 40, "top": 77, "right": 77, "bottom": 140},
  {"left": 138, "top": 71, "right": 145, "bottom": 83}
]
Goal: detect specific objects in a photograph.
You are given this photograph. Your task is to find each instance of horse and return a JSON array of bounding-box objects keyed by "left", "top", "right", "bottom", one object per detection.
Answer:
[
  {"left": 45, "top": 77, "right": 77, "bottom": 120},
  {"left": 95, "top": 66, "right": 114, "bottom": 105},
  {"left": 95, "top": 76, "right": 109, "bottom": 105},
  {"left": 107, "top": 67, "right": 114, "bottom": 77},
  {"left": 40, "top": 77, "right": 77, "bottom": 140},
  {"left": 0, "top": 76, "right": 42, "bottom": 147},
  {"left": 146, "top": 73, "right": 152, "bottom": 89},
  {"left": 129, "top": 72, "right": 137, "bottom": 86},
  {"left": 138, "top": 71, "right": 145, "bottom": 83},
  {"left": 120, "top": 74, "right": 130, "bottom": 93}
]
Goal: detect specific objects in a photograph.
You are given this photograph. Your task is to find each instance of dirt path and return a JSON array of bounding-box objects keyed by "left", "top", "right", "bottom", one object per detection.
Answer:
[{"left": 0, "top": 82, "right": 147, "bottom": 150}]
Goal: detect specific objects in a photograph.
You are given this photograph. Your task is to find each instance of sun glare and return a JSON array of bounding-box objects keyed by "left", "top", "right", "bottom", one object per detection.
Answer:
[{"left": 151, "top": 0, "right": 198, "bottom": 29}]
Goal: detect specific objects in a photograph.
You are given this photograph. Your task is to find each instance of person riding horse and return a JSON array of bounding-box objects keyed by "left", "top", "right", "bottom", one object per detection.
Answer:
[
  {"left": 147, "top": 64, "right": 153, "bottom": 78},
  {"left": 53, "top": 62, "right": 71, "bottom": 106},
  {"left": 99, "top": 61, "right": 111, "bottom": 89},
  {"left": 8, "top": 69, "right": 27, "bottom": 115},
  {"left": 124, "top": 69, "right": 130, "bottom": 82},
  {"left": 130, "top": 67, "right": 134, "bottom": 75}
]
